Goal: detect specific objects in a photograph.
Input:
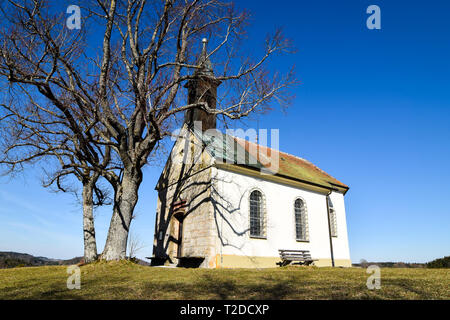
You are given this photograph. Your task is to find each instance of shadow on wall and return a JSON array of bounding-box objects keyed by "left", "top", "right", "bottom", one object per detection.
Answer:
[{"left": 152, "top": 134, "right": 252, "bottom": 266}]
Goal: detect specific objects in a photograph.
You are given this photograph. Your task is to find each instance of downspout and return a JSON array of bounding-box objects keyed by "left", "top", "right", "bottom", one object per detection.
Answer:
[{"left": 326, "top": 191, "right": 335, "bottom": 267}]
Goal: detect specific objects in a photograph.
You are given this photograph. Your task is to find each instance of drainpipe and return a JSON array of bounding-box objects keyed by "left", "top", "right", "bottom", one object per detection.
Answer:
[{"left": 326, "top": 191, "right": 335, "bottom": 267}]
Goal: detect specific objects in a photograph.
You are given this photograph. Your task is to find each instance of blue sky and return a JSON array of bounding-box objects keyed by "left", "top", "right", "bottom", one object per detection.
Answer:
[{"left": 1, "top": 0, "right": 449, "bottom": 263}]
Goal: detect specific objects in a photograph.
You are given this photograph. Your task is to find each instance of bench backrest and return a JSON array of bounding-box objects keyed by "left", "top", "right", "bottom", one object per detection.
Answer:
[{"left": 279, "top": 249, "right": 312, "bottom": 259}]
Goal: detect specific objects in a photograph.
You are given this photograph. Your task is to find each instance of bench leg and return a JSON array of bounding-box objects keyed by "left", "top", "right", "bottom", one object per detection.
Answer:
[{"left": 278, "top": 260, "right": 290, "bottom": 267}]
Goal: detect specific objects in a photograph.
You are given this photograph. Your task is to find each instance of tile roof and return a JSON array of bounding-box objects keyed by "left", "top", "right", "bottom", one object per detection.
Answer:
[{"left": 196, "top": 128, "right": 349, "bottom": 194}]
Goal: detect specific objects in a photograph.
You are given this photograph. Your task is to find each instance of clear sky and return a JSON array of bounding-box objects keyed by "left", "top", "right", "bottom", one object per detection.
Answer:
[{"left": 1, "top": 0, "right": 449, "bottom": 263}]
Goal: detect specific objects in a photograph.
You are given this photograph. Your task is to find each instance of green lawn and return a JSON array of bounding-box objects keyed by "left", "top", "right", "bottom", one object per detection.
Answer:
[{"left": 0, "top": 261, "right": 448, "bottom": 299}]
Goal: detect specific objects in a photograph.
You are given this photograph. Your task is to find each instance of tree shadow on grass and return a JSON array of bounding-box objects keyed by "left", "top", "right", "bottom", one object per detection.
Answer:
[
  {"left": 138, "top": 273, "right": 310, "bottom": 300},
  {"left": 0, "top": 282, "right": 83, "bottom": 300},
  {"left": 380, "top": 278, "right": 436, "bottom": 299}
]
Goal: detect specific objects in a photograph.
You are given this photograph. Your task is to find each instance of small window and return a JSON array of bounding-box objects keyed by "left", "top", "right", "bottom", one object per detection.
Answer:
[
  {"left": 328, "top": 197, "right": 337, "bottom": 237},
  {"left": 294, "top": 198, "right": 309, "bottom": 241},
  {"left": 329, "top": 208, "right": 337, "bottom": 237},
  {"left": 249, "top": 190, "right": 265, "bottom": 238}
]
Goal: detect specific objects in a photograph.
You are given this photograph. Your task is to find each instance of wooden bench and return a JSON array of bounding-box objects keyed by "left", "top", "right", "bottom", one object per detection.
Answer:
[{"left": 277, "top": 249, "right": 317, "bottom": 267}]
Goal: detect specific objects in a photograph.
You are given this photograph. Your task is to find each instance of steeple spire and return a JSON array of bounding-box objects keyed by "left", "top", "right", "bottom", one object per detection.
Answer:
[
  {"left": 201, "top": 38, "right": 208, "bottom": 57},
  {"left": 195, "top": 38, "right": 214, "bottom": 77},
  {"left": 184, "top": 38, "right": 221, "bottom": 132}
]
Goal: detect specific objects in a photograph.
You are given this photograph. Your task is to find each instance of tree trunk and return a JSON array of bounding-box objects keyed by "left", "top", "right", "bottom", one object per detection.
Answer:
[
  {"left": 82, "top": 182, "right": 98, "bottom": 263},
  {"left": 101, "top": 169, "right": 142, "bottom": 260}
]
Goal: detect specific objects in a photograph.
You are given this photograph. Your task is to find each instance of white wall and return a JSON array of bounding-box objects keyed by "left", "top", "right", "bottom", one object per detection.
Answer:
[
  {"left": 212, "top": 167, "right": 351, "bottom": 262},
  {"left": 328, "top": 190, "right": 352, "bottom": 263}
]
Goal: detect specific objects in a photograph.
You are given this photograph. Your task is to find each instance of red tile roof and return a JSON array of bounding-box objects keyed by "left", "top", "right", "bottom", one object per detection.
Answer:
[{"left": 233, "top": 137, "right": 349, "bottom": 193}]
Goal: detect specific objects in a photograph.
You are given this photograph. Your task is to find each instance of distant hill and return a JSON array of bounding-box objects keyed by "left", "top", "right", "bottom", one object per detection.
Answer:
[
  {"left": 353, "top": 256, "right": 450, "bottom": 268},
  {"left": 353, "top": 261, "right": 427, "bottom": 268},
  {"left": 0, "top": 252, "right": 83, "bottom": 269},
  {"left": 0, "top": 252, "right": 151, "bottom": 268},
  {"left": 427, "top": 256, "right": 450, "bottom": 268}
]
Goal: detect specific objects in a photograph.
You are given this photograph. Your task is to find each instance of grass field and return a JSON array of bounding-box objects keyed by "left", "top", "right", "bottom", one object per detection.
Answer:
[{"left": 0, "top": 261, "right": 448, "bottom": 300}]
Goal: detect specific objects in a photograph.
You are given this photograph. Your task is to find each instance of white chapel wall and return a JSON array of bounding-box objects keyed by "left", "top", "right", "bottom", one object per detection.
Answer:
[{"left": 211, "top": 167, "right": 351, "bottom": 266}]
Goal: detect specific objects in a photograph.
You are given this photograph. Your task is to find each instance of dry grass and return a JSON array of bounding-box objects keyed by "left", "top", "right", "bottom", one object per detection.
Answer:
[{"left": 0, "top": 261, "right": 448, "bottom": 300}]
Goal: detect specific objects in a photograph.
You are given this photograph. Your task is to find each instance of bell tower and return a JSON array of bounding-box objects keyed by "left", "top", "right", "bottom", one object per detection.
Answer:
[{"left": 184, "top": 38, "right": 221, "bottom": 131}]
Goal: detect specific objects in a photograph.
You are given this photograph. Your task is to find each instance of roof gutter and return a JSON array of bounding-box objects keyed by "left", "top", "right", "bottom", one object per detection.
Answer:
[{"left": 216, "top": 163, "right": 335, "bottom": 195}]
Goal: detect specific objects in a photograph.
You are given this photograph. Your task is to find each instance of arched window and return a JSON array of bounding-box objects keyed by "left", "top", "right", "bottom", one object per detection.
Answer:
[
  {"left": 327, "top": 197, "right": 337, "bottom": 237},
  {"left": 294, "top": 198, "right": 309, "bottom": 241},
  {"left": 249, "top": 190, "right": 265, "bottom": 238}
]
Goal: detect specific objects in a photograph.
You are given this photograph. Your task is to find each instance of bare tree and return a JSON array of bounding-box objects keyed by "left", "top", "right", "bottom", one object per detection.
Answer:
[
  {"left": 0, "top": 0, "right": 115, "bottom": 262},
  {"left": 0, "top": 88, "right": 114, "bottom": 263},
  {"left": 127, "top": 231, "right": 146, "bottom": 260},
  {"left": 0, "top": 0, "right": 296, "bottom": 261}
]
